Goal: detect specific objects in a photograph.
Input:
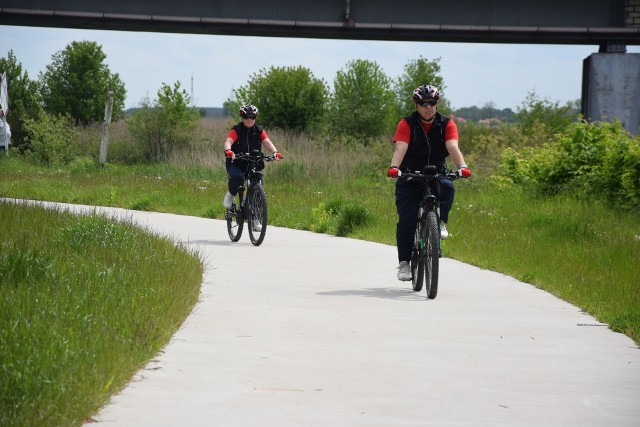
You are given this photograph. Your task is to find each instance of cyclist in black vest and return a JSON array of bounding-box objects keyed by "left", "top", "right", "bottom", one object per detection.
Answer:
[
  {"left": 223, "top": 104, "right": 282, "bottom": 208},
  {"left": 387, "top": 85, "right": 471, "bottom": 281}
]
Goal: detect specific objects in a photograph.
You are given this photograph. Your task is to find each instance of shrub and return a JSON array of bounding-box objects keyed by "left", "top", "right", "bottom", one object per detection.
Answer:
[
  {"left": 127, "top": 82, "right": 198, "bottom": 161},
  {"left": 494, "top": 120, "right": 640, "bottom": 208},
  {"left": 22, "top": 111, "right": 79, "bottom": 165}
]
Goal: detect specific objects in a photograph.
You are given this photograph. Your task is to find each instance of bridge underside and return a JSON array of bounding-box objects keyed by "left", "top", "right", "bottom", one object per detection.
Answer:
[{"left": 1, "top": 0, "right": 639, "bottom": 47}]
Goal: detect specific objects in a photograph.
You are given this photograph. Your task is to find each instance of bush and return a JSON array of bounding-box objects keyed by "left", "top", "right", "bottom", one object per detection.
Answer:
[
  {"left": 309, "top": 199, "right": 372, "bottom": 236},
  {"left": 494, "top": 120, "right": 640, "bottom": 208},
  {"left": 22, "top": 111, "right": 79, "bottom": 165},
  {"left": 127, "top": 82, "right": 198, "bottom": 161}
]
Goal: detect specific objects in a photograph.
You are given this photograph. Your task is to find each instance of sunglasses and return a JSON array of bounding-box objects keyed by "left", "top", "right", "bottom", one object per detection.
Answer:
[
  {"left": 243, "top": 115, "right": 256, "bottom": 120},
  {"left": 418, "top": 100, "right": 438, "bottom": 107}
]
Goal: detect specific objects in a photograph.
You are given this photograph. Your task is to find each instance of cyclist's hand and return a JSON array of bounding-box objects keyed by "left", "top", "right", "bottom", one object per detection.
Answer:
[
  {"left": 225, "top": 149, "right": 235, "bottom": 160},
  {"left": 457, "top": 164, "right": 471, "bottom": 178},
  {"left": 274, "top": 151, "right": 283, "bottom": 160},
  {"left": 387, "top": 166, "right": 400, "bottom": 178}
]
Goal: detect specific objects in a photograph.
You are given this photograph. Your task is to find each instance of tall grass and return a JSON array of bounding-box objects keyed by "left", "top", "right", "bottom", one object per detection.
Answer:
[{"left": 0, "top": 201, "right": 203, "bottom": 427}]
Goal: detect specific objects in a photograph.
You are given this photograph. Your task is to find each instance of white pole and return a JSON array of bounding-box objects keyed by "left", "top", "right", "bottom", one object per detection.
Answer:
[
  {"left": 2, "top": 116, "right": 8, "bottom": 156},
  {"left": 1, "top": 71, "right": 8, "bottom": 156},
  {"left": 99, "top": 91, "right": 114, "bottom": 165}
]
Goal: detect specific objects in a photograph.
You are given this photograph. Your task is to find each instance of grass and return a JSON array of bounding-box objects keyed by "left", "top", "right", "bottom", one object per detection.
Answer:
[
  {"left": 1, "top": 118, "right": 639, "bottom": 425},
  {"left": 444, "top": 179, "right": 640, "bottom": 340},
  {"left": 1, "top": 154, "right": 638, "bottom": 344},
  {"left": 0, "top": 200, "right": 203, "bottom": 427}
]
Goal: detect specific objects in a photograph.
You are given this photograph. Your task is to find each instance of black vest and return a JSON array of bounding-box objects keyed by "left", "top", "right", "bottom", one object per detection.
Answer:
[
  {"left": 400, "top": 111, "right": 450, "bottom": 173},
  {"left": 228, "top": 122, "right": 265, "bottom": 170},
  {"left": 230, "top": 122, "right": 263, "bottom": 154}
]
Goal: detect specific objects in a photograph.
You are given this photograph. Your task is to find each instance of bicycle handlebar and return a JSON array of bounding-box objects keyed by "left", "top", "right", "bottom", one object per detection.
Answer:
[
  {"left": 232, "top": 152, "right": 279, "bottom": 163},
  {"left": 398, "top": 169, "right": 462, "bottom": 183}
]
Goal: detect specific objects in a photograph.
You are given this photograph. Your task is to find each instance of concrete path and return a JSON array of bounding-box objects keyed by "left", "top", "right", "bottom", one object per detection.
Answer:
[{"left": 29, "top": 202, "right": 640, "bottom": 426}]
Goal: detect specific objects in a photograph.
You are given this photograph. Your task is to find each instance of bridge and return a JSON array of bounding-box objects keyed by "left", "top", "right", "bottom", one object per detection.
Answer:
[{"left": 1, "top": 0, "right": 639, "bottom": 132}]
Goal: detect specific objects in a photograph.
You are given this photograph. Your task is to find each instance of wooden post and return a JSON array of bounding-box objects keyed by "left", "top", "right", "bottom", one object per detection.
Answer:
[{"left": 99, "top": 91, "right": 114, "bottom": 165}]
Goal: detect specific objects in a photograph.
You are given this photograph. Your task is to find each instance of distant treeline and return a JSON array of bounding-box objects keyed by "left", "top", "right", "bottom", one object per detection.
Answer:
[
  {"left": 453, "top": 106, "right": 517, "bottom": 123},
  {"left": 126, "top": 105, "right": 518, "bottom": 122},
  {"left": 126, "top": 107, "right": 228, "bottom": 118}
]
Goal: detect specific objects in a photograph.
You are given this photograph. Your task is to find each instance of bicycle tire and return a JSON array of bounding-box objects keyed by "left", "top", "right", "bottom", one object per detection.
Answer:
[
  {"left": 247, "top": 183, "right": 268, "bottom": 246},
  {"left": 226, "top": 195, "right": 243, "bottom": 242},
  {"left": 425, "top": 210, "right": 440, "bottom": 299},
  {"left": 411, "top": 215, "right": 425, "bottom": 292}
]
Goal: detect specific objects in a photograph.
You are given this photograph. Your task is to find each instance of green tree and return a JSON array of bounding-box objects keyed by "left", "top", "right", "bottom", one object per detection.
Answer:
[
  {"left": 39, "top": 41, "right": 126, "bottom": 125},
  {"left": 395, "top": 56, "right": 448, "bottom": 114},
  {"left": 128, "top": 81, "right": 198, "bottom": 161},
  {"left": 329, "top": 59, "right": 396, "bottom": 141},
  {"left": 23, "top": 111, "right": 79, "bottom": 165},
  {"left": 0, "top": 50, "right": 43, "bottom": 150},
  {"left": 516, "top": 91, "right": 578, "bottom": 139},
  {"left": 226, "top": 66, "right": 328, "bottom": 132}
]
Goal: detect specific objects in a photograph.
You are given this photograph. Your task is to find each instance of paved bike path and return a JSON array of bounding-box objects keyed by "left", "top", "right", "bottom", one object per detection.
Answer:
[{"left": 26, "top": 201, "right": 640, "bottom": 426}]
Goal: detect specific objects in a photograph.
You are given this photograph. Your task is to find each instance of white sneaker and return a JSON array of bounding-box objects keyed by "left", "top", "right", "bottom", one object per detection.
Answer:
[
  {"left": 397, "top": 261, "right": 411, "bottom": 281},
  {"left": 440, "top": 221, "right": 449, "bottom": 240},
  {"left": 223, "top": 192, "right": 234, "bottom": 209}
]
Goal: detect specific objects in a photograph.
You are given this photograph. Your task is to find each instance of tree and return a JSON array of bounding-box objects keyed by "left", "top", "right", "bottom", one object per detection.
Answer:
[
  {"left": 329, "top": 59, "right": 396, "bottom": 141},
  {"left": 39, "top": 41, "right": 126, "bottom": 125},
  {"left": 395, "top": 56, "right": 448, "bottom": 114},
  {"left": 0, "top": 50, "right": 42, "bottom": 150},
  {"left": 128, "top": 81, "right": 198, "bottom": 161},
  {"left": 226, "top": 66, "right": 328, "bottom": 132},
  {"left": 516, "top": 91, "right": 578, "bottom": 137}
]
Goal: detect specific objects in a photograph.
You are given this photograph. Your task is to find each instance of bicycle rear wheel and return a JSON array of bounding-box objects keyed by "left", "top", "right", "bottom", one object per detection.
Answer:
[
  {"left": 226, "top": 193, "right": 243, "bottom": 242},
  {"left": 411, "top": 218, "right": 425, "bottom": 292},
  {"left": 247, "top": 183, "right": 268, "bottom": 246},
  {"left": 425, "top": 211, "right": 440, "bottom": 299}
]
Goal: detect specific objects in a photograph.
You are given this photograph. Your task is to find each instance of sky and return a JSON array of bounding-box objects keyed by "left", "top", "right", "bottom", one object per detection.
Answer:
[{"left": 2, "top": 24, "right": 639, "bottom": 112}]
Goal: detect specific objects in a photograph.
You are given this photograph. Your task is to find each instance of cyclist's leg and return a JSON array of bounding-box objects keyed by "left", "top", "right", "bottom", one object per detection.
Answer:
[
  {"left": 437, "top": 177, "right": 455, "bottom": 223},
  {"left": 395, "top": 180, "right": 423, "bottom": 263},
  {"left": 225, "top": 162, "right": 245, "bottom": 196}
]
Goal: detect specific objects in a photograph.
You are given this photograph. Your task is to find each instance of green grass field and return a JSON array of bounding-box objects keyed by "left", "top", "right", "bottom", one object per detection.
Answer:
[{"left": 1, "top": 150, "right": 638, "bottom": 426}]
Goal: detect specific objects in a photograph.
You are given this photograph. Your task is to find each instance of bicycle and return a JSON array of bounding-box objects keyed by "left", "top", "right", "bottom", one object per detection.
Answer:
[
  {"left": 398, "top": 165, "right": 462, "bottom": 299},
  {"left": 225, "top": 150, "right": 277, "bottom": 246}
]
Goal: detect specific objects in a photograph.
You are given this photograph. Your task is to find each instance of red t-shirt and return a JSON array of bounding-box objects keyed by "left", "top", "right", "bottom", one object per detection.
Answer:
[
  {"left": 392, "top": 118, "right": 458, "bottom": 144},
  {"left": 228, "top": 128, "right": 269, "bottom": 142}
]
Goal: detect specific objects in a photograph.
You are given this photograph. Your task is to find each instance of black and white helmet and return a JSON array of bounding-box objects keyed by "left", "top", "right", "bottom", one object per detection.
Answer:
[
  {"left": 239, "top": 104, "right": 259, "bottom": 119},
  {"left": 412, "top": 85, "right": 441, "bottom": 102}
]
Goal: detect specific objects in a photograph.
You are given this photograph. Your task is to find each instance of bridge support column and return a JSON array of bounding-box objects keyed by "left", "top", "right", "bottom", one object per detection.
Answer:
[{"left": 581, "top": 53, "right": 640, "bottom": 135}]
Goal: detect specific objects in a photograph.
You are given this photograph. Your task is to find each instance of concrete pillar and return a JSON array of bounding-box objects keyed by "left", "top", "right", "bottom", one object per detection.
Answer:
[{"left": 581, "top": 53, "right": 640, "bottom": 135}]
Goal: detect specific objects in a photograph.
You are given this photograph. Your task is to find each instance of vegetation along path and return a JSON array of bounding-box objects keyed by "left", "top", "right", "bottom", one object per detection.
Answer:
[{"left": 30, "top": 201, "right": 639, "bottom": 427}]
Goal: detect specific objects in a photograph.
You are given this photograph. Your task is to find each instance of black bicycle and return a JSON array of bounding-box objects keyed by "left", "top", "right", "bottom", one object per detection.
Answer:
[
  {"left": 398, "top": 165, "right": 462, "bottom": 299},
  {"left": 225, "top": 151, "right": 277, "bottom": 246}
]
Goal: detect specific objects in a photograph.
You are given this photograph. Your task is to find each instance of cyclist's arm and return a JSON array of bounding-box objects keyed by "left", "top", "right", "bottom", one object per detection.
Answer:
[
  {"left": 224, "top": 129, "right": 238, "bottom": 151},
  {"left": 445, "top": 139, "right": 467, "bottom": 169},
  {"left": 260, "top": 136, "right": 279, "bottom": 155},
  {"left": 443, "top": 120, "right": 466, "bottom": 169},
  {"left": 223, "top": 136, "right": 235, "bottom": 151},
  {"left": 390, "top": 140, "right": 409, "bottom": 168}
]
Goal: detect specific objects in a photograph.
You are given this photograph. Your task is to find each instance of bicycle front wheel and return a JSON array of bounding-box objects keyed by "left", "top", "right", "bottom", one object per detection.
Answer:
[
  {"left": 411, "top": 217, "right": 425, "bottom": 292},
  {"left": 247, "top": 183, "right": 268, "bottom": 246},
  {"left": 226, "top": 194, "right": 243, "bottom": 242},
  {"left": 425, "top": 210, "right": 440, "bottom": 299}
]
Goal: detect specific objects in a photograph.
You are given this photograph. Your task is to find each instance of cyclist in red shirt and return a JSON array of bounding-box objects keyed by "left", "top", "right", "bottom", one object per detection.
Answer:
[
  {"left": 387, "top": 85, "right": 471, "bottom": 281},
  {"left": 223, "top": 104, "right": 282, "bottom": 209}
]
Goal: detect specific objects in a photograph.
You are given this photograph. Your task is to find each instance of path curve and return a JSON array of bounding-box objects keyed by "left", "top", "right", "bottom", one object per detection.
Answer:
[{"left": 27, "top": 201, "right": 640, "bottom": 426}]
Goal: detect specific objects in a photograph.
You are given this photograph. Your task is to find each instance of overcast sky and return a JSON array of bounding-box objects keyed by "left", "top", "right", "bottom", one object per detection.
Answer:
[{"left": 2, "top": 24, "right": 639, "bottom": 111}]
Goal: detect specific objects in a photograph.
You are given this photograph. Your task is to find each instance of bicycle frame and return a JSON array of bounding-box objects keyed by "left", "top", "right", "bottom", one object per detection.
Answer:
[
  {"left": 399, "top": 165, "right": 458, "bottom": 298},
  {"left": 225, "top": 150, "right": 275, "bottom": 246}
]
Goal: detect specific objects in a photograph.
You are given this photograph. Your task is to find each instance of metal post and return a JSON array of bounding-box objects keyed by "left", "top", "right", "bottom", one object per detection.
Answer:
[{"left": 99, "top": 91, "right": 114, "bottom": 165}]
